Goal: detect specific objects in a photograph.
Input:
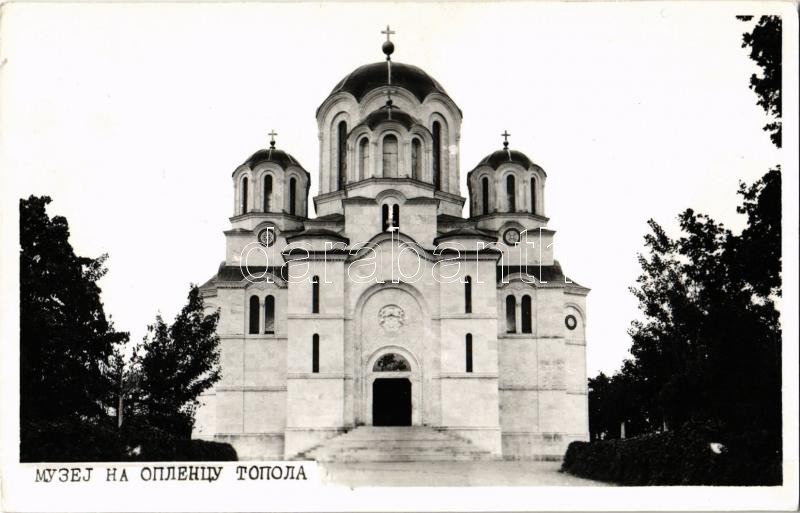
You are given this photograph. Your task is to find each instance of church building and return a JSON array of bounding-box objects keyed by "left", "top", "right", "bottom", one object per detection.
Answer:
[{"left": 195, "top": 29, "right": 590, "bottom": 461}]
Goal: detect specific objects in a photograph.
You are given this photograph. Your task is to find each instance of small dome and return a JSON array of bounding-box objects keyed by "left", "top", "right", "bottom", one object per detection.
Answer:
[
  {"left": 363, "top": 105, "right": 418, "bottom": 130},
  {"left": 325, "top": 62, "right": 449, "bottom": 104},
  {"left": 478, "top": 149, "right": 536, "bottom": 170},
  {"left": 242, "top": 147, "right": 303, "bottom": 170}
]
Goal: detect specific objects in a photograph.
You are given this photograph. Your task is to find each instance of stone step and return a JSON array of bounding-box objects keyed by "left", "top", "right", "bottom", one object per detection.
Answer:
[
  {"left": 312, "top": 444, "right": 488, "bottom": 453},
  {"left": 329, "top": 430, "right": 455, "bottom": 440},
  {"left": 311, "top": 452, "right": 493, "bottom": 462},
  {"left": 319, "top": 434, "right": 458, "bottom": 444},
  {"left": 300, "top": 426, "right": 497, "bottom": 462},
  {"left": 314, "top": 441, "right": 480, "bottom": 450},
  {"left": 311, "top": 451, "right": 493, "bottom": 461}
]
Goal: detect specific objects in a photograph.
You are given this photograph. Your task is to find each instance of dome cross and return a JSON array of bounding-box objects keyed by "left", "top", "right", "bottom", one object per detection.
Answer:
[
  {"left": 268, "top": 129, "right": 278, "bottom": 149},
  {"left": 501, "top": 130, "right": 511, "bottom": 149},
  {"left": 381, "top": 25, "right": 395, "bottom": 42},
  {"left": 381, "top": 25, "right": 396, "bottom": 64}
]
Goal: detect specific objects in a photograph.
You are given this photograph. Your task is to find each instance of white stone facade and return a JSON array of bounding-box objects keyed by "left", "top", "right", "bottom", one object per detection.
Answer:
[{"left": 194, "top": 51, "right": 589, "bottom": 460}]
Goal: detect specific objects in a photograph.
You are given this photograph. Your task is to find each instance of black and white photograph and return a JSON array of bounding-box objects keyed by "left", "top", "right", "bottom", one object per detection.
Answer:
[{"left": 0, "top": 1, "right": 797, "bottom": 511}]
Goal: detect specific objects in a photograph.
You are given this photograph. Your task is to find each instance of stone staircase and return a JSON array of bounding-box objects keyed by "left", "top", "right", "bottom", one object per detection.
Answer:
[{"left": 297, "top": 426, "right": 497, "bottom": 462}]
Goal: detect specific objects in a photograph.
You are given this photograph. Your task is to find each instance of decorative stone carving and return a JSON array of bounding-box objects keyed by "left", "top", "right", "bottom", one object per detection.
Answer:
[{"left": 378, "top": 304, "right": 406, "bottom": 333}]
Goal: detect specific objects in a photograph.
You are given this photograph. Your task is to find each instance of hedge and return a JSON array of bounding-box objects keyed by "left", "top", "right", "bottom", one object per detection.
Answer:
[
  {"left": 20, "top": 418, "right": 237, "bottom": 462},
  {"left": 561, "top": 422, "right": 781, "bottom": 486},
  {"left": 134, "top": 438, "right": 238, "bottom": 462}
]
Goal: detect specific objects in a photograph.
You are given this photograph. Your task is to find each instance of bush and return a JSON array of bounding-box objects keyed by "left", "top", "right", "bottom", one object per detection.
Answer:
[
  {"left": 20, "top": 417, "right": 237, "bottom": 462},
  {"left": 134, "top": 438, "right": 238, "bottom": 462},
  {"left": 21, "top": 419, "right": 126, "bottom": 462},
  {"left": 561, "top": 422, "right": 781, "bottom": 486}
]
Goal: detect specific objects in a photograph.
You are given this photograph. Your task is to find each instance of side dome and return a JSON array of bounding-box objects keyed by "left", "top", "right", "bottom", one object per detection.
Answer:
[
  {"left": 467, "top": 144, "right": 547, "bottom": 218},
  {"left": 479, "top": 149, "right": 536, "bottom": 170},
  {"left": 232, "top": 143, "right": 311, "bottom": 218},
  {"left": 325, "top": 62, "right": 449, "bottom": 104},
  {"left": 242, "top": 147, "right": 302, "bottom": 170}
]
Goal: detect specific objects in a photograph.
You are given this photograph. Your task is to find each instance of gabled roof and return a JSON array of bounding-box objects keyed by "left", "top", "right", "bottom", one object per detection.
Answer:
[
  {"left": 206, "top": 265, "right": 289, "bottom": 284},
  {"left": 497, "top": 264, "right": 589, "bottom": 291},
  {"left": 285, "top": 228, "right": 349, "bottom": 243},
  {"left": 434, "top": 226, "right": 497, "bottom": 245}
]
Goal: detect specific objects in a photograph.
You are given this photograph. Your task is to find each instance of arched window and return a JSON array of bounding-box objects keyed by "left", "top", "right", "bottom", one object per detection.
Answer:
[
  {"left": 312, "top": 334, "right": 319, "bottom": 373},
  {"left": 411, "top": 138, "right": 422, "bottom": 179},
  {"left": 289, "top": 177, "right": 297, "bottom": 216},
  {"left": 263, "top": 175, "right": 272, "bottom": 212},
  {"left": 382, "top": 203, "right": 398, "bottom": 231},
  {"left": 359, "top": 137, "right": 369, "bottom": 180},
  {"left": 392, "top": 204, "right": 400, "bottom": 230},
  {"left": 241, "top": 177, "right": 249, "bottom": 214},
  {"left": 264, "top": 295, "right": 275, "bottom": 334},
  {"left": 311, "top": 275, "right": 319, "bottom": 313},
  {"left": 338, "top": 121, "right": 347, "bottom": 189},
  {"left": 432, "top": 121, "right": 441, "bottom": 189},
  {"left": 382, "top": 204, "right": 390, "bottom": 232},
  {"left": 481, "top": 177, "right": 490, "bottom": 215},
  {"left": 382, "top": 135, "right": 398, "bottom": 178},
  {"left": 373, "top": 353, "right": 411, "bottom": 372},
  {"left": 507, "top": 175, "right": 516, "bottom": 212},
  {"left": 521, "top": 295, "right": 532, "bottom": 333},
  {"left": 464, "top": 276, "right": 472, "bottom": 313},
  {"left": 465, "top": 334, "right": 473, "bottom": 373},
  {"left": 248, "top": 295, "right": 259, "bottom": 334},
  {"left": 505, "top": 295, "right": 516, "bottom": 333}
]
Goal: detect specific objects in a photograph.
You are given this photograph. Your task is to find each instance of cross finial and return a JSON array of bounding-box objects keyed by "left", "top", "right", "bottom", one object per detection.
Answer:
[
  {"left": 381, "top": 25, "right": 396, "bottom": 62},
  {"left": 268, "top": 129, "right": 278, "bottom": 148},
  {"left": 381, "top": 25, "right": 395, "bottom": 42},
  {"left": 501, "top": 130, "right": 511, "bottom": 149}
]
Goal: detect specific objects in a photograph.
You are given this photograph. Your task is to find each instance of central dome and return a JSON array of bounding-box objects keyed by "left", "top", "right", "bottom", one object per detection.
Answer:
[
  {"left": 326, "top": 62, "right": 449, "bottom": 103},
  {"left": 362, "top": 105, "right": 418, "bottom": 129}
]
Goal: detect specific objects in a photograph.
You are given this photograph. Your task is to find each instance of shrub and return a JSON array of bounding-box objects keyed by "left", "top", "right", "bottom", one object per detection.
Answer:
[
  {"left": 561, "top": 422, "right": 781, "bottom": 486},
  {"left": 21, "top": 419, "right": 126, "bottom": 462},
  {"left": 133, "top": 438, "right": 238, "bottom": 461},
  {"left": 20, "top": 417, "right": 237, "bottom": 462}
]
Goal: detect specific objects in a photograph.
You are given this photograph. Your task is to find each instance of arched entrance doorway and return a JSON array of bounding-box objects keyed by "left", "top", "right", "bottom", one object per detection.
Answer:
[
  {"left": 368, "top": 352, "right": 417, "bottom": 426},
  {"left": 373, "top": 378, "right": 411, "bottom": 426}
]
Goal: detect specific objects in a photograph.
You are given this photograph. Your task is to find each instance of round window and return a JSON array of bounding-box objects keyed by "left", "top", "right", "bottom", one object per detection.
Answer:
[
  {"left": 258, "top": 228, "right": 276, "bottom": 247},
  {"left": 503, "top": 228, "right": 521, "bottom": 245},
  {"left": 565, "top": 314, "right": 578, "bottom": 330}
]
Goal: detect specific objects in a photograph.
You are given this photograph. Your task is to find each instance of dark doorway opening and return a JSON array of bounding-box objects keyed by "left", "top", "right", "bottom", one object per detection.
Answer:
[{"left": 372, "top": 378, "right": 411, "bottom": 426}]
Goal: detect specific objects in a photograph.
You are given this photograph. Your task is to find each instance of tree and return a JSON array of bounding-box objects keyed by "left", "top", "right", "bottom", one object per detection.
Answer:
[
  {"left": 20, "top": 195, "right": 128, "bottom": 425},
  {"left": 588, "top": 166, "right": 781, "bottom": 439},
  {"left": 597, "top": 169, "right": 781, "bottom": 437},
  {"left": 588, "top": 371, "right": 640, "bottom": 440},
  {"left": 133, "top": 285, "right": 221, "bottom": 436},
  {"left": 108, "top": 343, "right": 141, "bottom": 428},
  {"left": 588, "top": 14, "right": 783, "bottom": 443},
  {"left": 737, "top": 15, "right": 782, "bottom": 147}
]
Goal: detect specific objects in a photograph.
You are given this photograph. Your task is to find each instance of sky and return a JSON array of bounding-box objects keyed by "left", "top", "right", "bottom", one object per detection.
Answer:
[{"left": 0, "top": 1, "right": 789, "bottom": 375}]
